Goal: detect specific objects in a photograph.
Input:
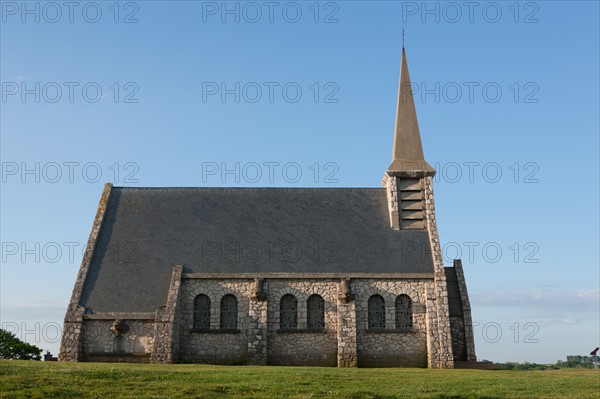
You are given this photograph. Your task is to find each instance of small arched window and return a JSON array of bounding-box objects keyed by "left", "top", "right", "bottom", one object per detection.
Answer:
[
  {"left": 220, "top": 294, "right": 238, "bottom": 329},
  {"left": 307, "top": 294, "right": 325, "bottom": 329},
  {"left": 193, "top": 294, "right": 211, "bottom": 329},
  {"left": 368, "top": 294, "right": 386, "bottom": 329},
  {"left": 395, "top": 294, "right": 413, "bottom": 330},
  {"left": 280, "top": 294, "right": 298, "bottom": 329}
]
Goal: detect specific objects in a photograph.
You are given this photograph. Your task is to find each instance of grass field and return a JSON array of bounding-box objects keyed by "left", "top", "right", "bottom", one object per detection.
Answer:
[{"left": 0, "top": 360, "right": 598, "bottom": 399}]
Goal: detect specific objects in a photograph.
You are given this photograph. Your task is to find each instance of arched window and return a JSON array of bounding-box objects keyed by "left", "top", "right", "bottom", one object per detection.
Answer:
[
  {"left": 280, "top": 294, "right": 297, "bottom": 329},
  {"left": 220, "top": 294, "right": 238, "bottom": 329},
  {"left": 307, "top": 294, "right": 325, "bottom": 329},
  {"left": 368, "top": 294, "right": 386, "bottom": 329},
  {"left": 193, "top": 294, "right": 210, "bottom": 329},
  {"left": 395, "top": 294, "right": 413, "bottom": 330}
]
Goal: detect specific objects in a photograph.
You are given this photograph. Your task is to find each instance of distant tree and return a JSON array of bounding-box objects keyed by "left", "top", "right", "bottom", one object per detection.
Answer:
[
  {"left": 500, "top": 361, "right": 559, "bottom": 370},
  {"left": 0, "top": 329, "right": 42, "bottom": 360},
  {"left": 556, "top": 355, "right": 593, "bottom": 369},
  {"left": 497, "top": 355, "right": 599, "bottom": 370}
]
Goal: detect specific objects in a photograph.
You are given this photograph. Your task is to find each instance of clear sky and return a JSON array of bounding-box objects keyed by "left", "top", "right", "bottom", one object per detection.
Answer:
[{"left": 1, "top": 0, "right": 598, "bottom": 364}]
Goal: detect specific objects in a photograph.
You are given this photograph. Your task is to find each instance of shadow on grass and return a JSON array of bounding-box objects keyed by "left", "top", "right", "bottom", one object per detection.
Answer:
[
  {"left": 434, "top": 396, "right": 502, "bottom": 399},
  {"left": 345, "top": 394, "right": 503, "bottom": 399},
  {"left": 344, "top": 393, "right": 403, "bottom": 399}
]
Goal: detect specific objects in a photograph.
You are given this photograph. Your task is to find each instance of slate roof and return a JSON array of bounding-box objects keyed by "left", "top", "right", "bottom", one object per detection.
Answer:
[
  {"left": 79, "top": 187, "right": 435, "bottom": 313},
  {"left": 445, "top": 267, "right": 464, "bottom": 317}
]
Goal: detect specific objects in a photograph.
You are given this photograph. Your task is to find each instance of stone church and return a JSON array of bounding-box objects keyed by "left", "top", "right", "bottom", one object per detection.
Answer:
[{"left": 59, "top": 47, "right": 476, "bottom": 368}]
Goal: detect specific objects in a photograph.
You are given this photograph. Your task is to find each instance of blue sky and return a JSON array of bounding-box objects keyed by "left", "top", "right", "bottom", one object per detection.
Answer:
[{"left": 1, "top": 1, "right": 598, "bottom": 364}]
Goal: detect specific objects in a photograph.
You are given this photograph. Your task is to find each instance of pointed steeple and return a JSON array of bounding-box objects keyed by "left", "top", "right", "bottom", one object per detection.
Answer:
[{"left": 387, "top": 46, "right": 435, "bottom": 176}]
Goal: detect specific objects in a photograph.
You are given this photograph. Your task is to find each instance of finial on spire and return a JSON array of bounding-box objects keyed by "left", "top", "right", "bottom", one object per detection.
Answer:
[{"left": 402, "top": 29, "right": 405, "bottom": 49}]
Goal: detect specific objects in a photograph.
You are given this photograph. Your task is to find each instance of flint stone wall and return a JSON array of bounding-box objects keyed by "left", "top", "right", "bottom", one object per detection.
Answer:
[
  {"left": 423, "top": 176, "right": 455, "bottom": 368},
  {"left": 354, "top": 279, "right": 429, "bottom": 367},
  {"left": 178, "top": 279, "right": 252, "bottom": 364},
  {"left": 82, "top": 319, "right": 154, "bottom": 362},
  {"left": 176, "top": 278, "right": 432, "bottom": 366},
  {"left": 449, "top": 316, "right": 466, "bottom": 361},
  {"left": 266, "top": 280, "right": 338, "bottom": 366},
  {"left": 70, "top": 276, "right": 461, "bottom": 368}
]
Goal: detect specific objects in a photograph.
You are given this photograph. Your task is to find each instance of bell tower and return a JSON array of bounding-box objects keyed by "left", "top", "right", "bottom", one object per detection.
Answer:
[
  {"left": 382, "top": 45, "right": 456, "bottom": 368},
  {"left": 382, "top": 46, "right": 435, "bottom": 230}
]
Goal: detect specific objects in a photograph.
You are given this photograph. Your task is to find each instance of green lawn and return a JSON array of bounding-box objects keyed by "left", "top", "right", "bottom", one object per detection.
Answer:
[{"left": 0, "top": 360, "right": 598, "bottom": 399}]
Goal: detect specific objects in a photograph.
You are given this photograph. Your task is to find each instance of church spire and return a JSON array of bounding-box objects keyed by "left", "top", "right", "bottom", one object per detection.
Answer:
[{"left": 387, "top": 46, "right": 435, "bottom": 176}]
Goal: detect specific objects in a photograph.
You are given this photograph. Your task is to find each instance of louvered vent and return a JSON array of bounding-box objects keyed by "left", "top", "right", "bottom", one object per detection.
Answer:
[{"left": 399, "top": 178, "right": 424, "bottom": 229}]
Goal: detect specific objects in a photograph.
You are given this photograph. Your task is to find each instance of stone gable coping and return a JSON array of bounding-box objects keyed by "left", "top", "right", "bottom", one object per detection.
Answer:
[
  {"left": 67, "top": 183, "right": 113, "bottom": 313},
  {"left": 182, "top": 273, "right": 434, "bottom": 279}
]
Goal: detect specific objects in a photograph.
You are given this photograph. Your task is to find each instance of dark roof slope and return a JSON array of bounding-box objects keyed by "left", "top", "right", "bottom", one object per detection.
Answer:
[
  {"left": 445, "top": 267, "right": 463, "bottom": 317},
  {"left": 80, "top": 187, "right": 434, "bottom": 312}
]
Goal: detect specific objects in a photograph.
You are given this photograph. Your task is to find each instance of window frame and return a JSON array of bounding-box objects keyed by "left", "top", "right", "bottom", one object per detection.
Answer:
[
  {"left": 395, "top": 294, "right": 413, "bottom": 331},
  {"left": 279, "top": 294, "right": 298, "bottom": 329},
  {"left": 220, "top": 294, "right": 238, "bottom": 330},
  {"left": 307, "top": 294, "right": 325, "bottom": 330},
  {"left": 193, "top": 294, "right": 211, "bottom": 330},
  {"left": 367, "top": 294, "right": 386, "bottom": 329}
]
